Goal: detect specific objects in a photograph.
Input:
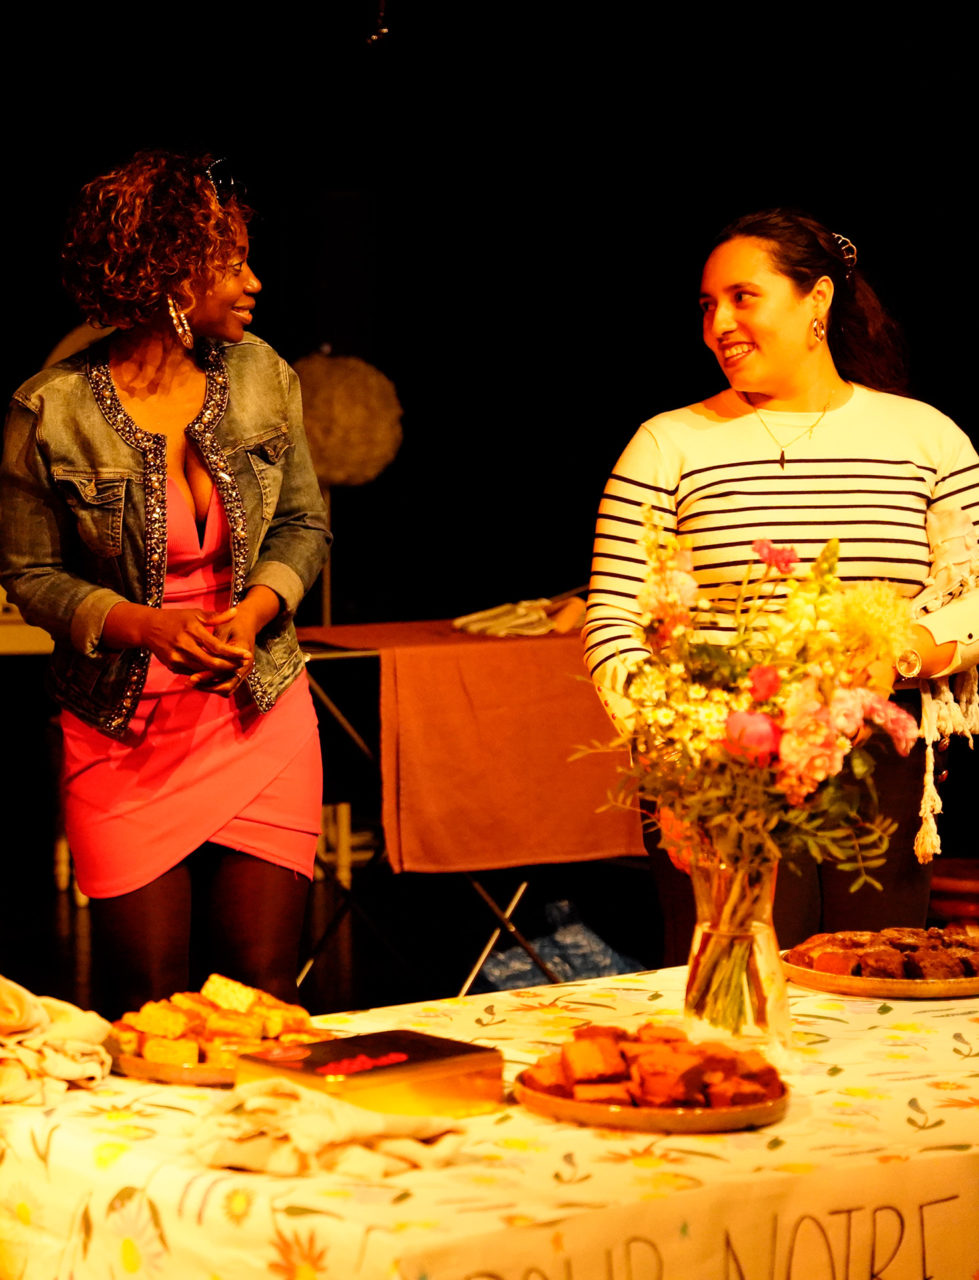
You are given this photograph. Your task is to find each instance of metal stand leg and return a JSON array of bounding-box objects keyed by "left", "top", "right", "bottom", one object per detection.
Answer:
[
  {"left": 460, "top": 874, "right": 562, "bottom": 993},
  {"left": 297, "top": 846, "right": 411, "bottom": 988}
]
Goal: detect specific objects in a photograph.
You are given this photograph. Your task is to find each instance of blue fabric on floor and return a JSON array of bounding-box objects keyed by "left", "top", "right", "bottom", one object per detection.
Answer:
[{"left": 475, "top": 900, "right": 643, "bottom": 990}]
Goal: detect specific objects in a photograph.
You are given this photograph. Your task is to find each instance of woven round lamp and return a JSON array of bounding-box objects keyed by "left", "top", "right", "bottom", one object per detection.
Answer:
[{"left": 294, "top": 349, "right": 403, "bottom": 489}]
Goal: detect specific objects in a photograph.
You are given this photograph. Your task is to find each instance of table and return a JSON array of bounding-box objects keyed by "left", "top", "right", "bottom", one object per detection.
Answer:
[
  {"left": 3, "top": 968, "right": 979, "bottom": 1279},
  {"left": 299, "top": 620, "right": 644, "bottom": 874}
]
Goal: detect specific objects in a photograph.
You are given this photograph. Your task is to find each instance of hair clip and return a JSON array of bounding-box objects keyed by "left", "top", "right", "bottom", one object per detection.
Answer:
[{"left": 832, "top": 232, "right": 858, "bottom": 277}]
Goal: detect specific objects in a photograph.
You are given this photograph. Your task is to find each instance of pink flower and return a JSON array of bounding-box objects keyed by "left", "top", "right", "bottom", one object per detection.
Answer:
[
  {"left": 828, "top": 688, "right": 866, "bottom": 737},
  {"left": 862, "top": 692, "right": 919, "bottom": 756},
  {"left": 749, "top": 664, "right": 781, "bottom": 702},
  {"left": 724, "top": 711, "right": 781, "bottom": 766},
  {"left": 828, "top": 688, "right": 917, "bottom": 755},
  {"left": 775, "top": 703, "right": 846, "bottom": 802},
  {"left": 752, "top": 539, "right": 800, "bottom": 574}
]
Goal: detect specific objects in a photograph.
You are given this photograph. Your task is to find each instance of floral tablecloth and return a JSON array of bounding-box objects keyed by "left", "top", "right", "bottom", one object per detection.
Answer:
[{"left": 2, "top": 968, "right": 979, "bottom": 1279}]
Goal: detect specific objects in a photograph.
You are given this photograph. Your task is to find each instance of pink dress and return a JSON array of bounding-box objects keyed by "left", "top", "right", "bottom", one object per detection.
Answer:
[{"left": 60, "top": 480, "right": 323, "bottom": 898}]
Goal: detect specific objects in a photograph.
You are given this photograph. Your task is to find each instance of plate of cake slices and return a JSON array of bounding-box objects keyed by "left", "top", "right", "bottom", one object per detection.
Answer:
[
  {"left": 105, "top": 972, "right": 330, "bottom": 1086},
  {"left": 782, "top": 926, "right": 979, "bottom": 998},
  {"left": 513, "top": 1022, "right": 788, "bottom": 1132}
]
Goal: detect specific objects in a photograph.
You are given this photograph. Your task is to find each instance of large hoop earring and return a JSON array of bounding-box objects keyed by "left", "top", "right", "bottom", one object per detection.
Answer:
[
  {"left": 167, "top": 294, "right": 195, "bottom": 350},
  {"left": 812, "top": 316, "right": 826, "bottom": 344}
]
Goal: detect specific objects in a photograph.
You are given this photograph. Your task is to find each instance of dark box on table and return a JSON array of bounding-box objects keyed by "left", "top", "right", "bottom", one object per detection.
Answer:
[{"left": 235, "top": 1029, "right": 503, "bottom": 1117}]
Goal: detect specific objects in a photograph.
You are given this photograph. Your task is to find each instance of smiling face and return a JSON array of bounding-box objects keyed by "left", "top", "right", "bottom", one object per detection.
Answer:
[
  {"left": 184, "top": 224, "right": 261, "bottom": 343},
  {"left": 699, "top": 236, "right": 831, "bottom": 403}
]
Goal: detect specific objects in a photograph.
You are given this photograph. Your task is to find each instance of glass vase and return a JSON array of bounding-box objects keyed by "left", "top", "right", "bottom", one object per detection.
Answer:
[{"left": 683, "top": 850, "right": 791, "bottom": 1054}]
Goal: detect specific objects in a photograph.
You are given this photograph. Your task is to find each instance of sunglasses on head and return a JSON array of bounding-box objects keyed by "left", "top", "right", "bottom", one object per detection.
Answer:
[{"left": 204, "top": 157, "right": 245, "bottom": 205}]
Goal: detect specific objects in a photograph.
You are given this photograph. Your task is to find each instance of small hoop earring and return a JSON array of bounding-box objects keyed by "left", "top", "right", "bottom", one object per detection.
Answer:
[
  {"left": 167, "top": 294, "right": 195, "bottom": 350},
  {"left": 812, "top": 316, "right": 826, "bottom": 344}
]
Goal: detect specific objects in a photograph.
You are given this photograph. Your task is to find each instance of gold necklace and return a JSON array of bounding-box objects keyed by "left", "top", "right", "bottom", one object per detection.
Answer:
[{"left": 750, "top": 399, "right": 831, "bottom": 470}]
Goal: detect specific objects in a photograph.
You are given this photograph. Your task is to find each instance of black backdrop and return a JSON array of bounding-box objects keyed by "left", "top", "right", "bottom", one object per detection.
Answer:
[{"left": 4, "top": 13, "right": 973, "bottom": 625}]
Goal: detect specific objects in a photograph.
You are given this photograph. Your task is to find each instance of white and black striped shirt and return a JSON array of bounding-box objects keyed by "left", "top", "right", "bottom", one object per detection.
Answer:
[{"left": 584, "top": 385, "right": 979, "bottom": 695}]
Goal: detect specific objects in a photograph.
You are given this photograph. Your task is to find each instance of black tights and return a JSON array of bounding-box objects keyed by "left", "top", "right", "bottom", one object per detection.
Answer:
[{"left": 88, "top": 844, "right": 311, "bottom": 1019}]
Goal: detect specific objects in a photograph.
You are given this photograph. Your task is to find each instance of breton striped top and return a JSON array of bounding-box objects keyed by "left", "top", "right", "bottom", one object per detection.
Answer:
[{"left": 583, "top": 384, "right": 979, "bottom": 699}]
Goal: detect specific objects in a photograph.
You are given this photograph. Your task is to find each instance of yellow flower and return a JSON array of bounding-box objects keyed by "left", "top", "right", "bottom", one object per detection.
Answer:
[
  {"left": 223, "top": 1187, "right": 254, "bottom": 1224},
  {"left": 269, "top": 1229, "right": 329, "bottom": 1280},
  {"left": 822, "top": 581, "right": 914, "bottom": 672},
  {"left": 1, "top": 1182, "right": 41, "bottom": 1230},
  {"left": 106, "top": 1193, "right": 167, "bottom": 1277},
  {"left": 94, "top": 1141, "right": 130, "bottom": 1169},
  {"left": 495, "top": 1136, "right": 546, "bottom": 1152}
]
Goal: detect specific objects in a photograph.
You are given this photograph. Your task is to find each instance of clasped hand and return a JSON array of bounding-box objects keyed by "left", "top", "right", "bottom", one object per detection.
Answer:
[
  {"left": 104, "top": 587, "right": 282, "bottom": 697},
  {"left": 144, "top": 606, "right": 255, "bottom": 695}
]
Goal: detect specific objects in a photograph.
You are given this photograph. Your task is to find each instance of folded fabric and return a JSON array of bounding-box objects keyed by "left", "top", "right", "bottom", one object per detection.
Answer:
[
  {"left": 190, "top": 1077, "right": 464, "bottom": 1177},
  {"left": 37, "top": 996, "right": 112, "bottom": 1047},
  {"left": 0, "top": 974, "right": 49, "bottom": 1036},
  {"left": 0, "top": 973, "right": 112, "bottom": 1104},
  {"left": 453, "top": 596, "right": 586, "bottom": 637}
]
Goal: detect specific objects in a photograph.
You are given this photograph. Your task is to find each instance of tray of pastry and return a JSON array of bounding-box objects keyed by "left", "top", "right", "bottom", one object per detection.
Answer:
[
  {"left": 105, "top": 973, "right": 329, "bottom": 1086},
  {"left": 783, "top": 927, "right": 979, "bottom": 998},
  {"left": 513, "top": 1022, "right": 788, "bottom": 1133}
]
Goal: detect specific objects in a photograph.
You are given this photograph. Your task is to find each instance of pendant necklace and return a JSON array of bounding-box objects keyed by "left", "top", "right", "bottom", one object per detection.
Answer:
[{"left": 749, "top": 398, "right": 832, "bottom": 470}]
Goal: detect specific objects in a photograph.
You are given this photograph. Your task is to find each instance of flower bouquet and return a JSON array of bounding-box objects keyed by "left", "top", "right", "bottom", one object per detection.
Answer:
[{"left": 619, "top": 516, "right": 918, "bottom": 1045}]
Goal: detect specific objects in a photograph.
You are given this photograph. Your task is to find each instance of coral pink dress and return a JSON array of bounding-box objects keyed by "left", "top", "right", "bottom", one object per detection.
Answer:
[{"left": 60, "top": 479, "right": 322, "bottom": 898}]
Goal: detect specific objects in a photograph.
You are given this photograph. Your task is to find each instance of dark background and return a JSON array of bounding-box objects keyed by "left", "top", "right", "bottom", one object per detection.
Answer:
[
  {"left": 3, "top": 13, "right": 973, "bottom": 626},
  {"left": 1, "top": 11, "right": 975, "bottom": 1007}
]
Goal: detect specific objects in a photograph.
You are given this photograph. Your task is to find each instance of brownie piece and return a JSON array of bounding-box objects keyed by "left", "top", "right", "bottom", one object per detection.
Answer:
[
  {"left": 856, "top": 946, "right": 906, "bottom": 979},
  {"left": 832, "top": 931, "right": 878, "bottom": 949},
  {"left": 878, "top": 927, "right": 931, "bottom": 952},
  {"left": 904, "top": 948, "right": 965, "bottom": 980},
  {"left": 944, "top": 945, "right": 979, "bottom": 977}
]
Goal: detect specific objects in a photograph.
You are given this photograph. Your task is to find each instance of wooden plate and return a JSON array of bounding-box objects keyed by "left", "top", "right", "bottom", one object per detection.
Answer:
[
  {"left": 111, "top": 1052, "right": 234, "bottom": 1087},
  {"left": 513, "top": 1072, "right": 788, "bottom": 1133},
  {"left": 782, "top": 961, "right": 979, "bottom": 1000}
]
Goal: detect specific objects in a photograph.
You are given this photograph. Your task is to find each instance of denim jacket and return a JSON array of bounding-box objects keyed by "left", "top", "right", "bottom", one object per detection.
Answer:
[{"left": 0, "top": 334, "right": 331, "bottom": 739}]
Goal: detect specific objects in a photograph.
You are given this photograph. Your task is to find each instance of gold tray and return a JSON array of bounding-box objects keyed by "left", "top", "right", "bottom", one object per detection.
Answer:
[
  {"left": 111, "top": 1052, "right": 234, "bottom": 1087},
  {"left": 514, "top": 1072, "right": 788, "bottom": 1133},
  {"left": 783, "top": 961, "right": 979, "bottom": 999}
]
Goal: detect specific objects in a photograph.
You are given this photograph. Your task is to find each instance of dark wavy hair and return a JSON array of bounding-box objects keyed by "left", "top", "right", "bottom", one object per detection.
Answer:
[
  {"left": 714, "top": 209, "right": 909, "bottom": 395},
  {"left": 61, "top": 150, "right": 253, "bottom": 329}
]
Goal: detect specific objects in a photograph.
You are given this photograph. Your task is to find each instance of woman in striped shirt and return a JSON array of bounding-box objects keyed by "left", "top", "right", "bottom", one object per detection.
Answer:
[{"left": 584, "top": 209, "right": 979, "bottom": 960}]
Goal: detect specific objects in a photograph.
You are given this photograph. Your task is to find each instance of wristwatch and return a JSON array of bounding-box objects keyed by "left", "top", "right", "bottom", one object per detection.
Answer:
[{"left": 896, "top": 647, "right": 923, "bottom": 679}]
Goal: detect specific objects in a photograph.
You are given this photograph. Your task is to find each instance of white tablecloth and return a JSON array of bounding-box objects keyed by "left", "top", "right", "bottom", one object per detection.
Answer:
[{"left": 2, "top": 967, "right": 979, "bottom": 1278}]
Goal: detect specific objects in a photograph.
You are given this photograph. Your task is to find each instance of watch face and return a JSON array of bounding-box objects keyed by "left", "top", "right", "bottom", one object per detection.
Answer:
[{"left": 896, "top": 649, "right": 922, "bottom": 679}]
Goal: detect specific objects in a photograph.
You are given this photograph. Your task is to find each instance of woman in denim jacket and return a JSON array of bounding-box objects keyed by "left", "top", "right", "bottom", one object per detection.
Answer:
[{"left": 0, "top": 152, "right": 331, "bottom": 1017}]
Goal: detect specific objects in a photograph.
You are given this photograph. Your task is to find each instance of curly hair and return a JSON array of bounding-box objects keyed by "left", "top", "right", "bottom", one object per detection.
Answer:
[
  {"left": 713, "top": 209, "right": 909, "bottom": 396},
  {"left": 61, "top": 151, "right": 253, "bottom": 329}
]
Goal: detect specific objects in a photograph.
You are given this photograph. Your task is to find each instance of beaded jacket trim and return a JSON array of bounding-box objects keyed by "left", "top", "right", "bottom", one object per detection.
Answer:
[{"left": 85, "top": 344, "right": 274, "bottom": 729}]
